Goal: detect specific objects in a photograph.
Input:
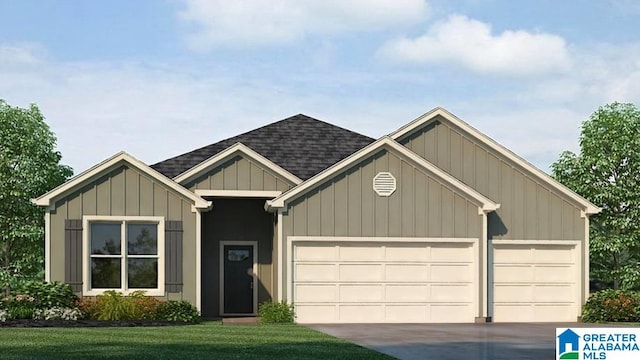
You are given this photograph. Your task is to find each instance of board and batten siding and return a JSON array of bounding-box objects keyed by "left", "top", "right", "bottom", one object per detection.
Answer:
[
  {"left": 49, "top": 165, "right": 197, "bottom": 303},
  {"left": 398, "top": 116, "right": 585, "bottom": 241},
  {"left": 282, "top": 149, "right": 483, "bottom": 239},
  {"left": 187, "top": 155, "right": 294, "bottom": 192}
]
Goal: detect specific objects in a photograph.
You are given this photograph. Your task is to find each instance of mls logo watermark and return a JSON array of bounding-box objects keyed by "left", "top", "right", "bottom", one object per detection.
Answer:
[{"left": 556, "top": 328, "right": 640, "bottom": 359}]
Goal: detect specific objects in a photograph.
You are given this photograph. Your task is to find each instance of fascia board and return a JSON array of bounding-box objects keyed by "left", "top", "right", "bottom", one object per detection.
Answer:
[{"left": 32, "top": 151, "right": 211, "bottom": 209}]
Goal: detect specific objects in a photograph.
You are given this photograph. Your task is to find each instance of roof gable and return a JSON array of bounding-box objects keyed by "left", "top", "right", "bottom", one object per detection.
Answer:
[
  {"left": 174, "top": 142, "right": 302, "bottom": 186},
  {"left": 33, "top": 152, "right": 211, "bottom": 209},
  {"left": 151, "top": 114, "right": 374, "bottom": 180},
  {"left": 390, "top": 107, "right": 601, "bottom": 214},
  {"left": 267, "top": 137, "right": 499, "bottom": 212}
]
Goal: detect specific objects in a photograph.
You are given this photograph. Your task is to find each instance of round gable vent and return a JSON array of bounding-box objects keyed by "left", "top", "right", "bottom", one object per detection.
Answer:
[{"left": 373, "top": 172, "right": 396, "bottom": 196}]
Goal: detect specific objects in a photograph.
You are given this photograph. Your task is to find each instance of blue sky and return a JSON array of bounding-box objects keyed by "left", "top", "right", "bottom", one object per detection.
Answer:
[{"left": 1, "top": 0, "right": 639, "bottom": 174}]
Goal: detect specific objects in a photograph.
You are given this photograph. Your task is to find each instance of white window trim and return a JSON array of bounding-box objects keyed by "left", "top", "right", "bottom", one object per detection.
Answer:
[{"left": 82, "top": 216, "right": 165, "bottom": 296}]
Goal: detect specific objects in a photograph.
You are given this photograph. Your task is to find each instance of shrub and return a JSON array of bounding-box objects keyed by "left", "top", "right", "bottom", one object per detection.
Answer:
[
  {"left": 582, "top": 289, "right": 640, "bottom": 322},
  {"left": 12, "top": 281, "right": 78, "bottom": 309},
  {"left": 94, "top": 291, "right": 135, "bottom": 320},
  {"left": 155, "top": 300, "right": 201, "bottom": 323},
  {"left": 0, "top": 309, "right": 7, "bottom": 322},
  {"left": 77, "top": 297, "right": 100, "bottom": 320},
  {"left": 128, "top": 291, "right": 161, "bottom": 320},
  {"left": 79, "top": 291, "right": 162, "bottom": 321},
  {"left": 258, "top": 301, "right": 294, "bottom": 323},
  {"left": 5, "top": 294, "right": 37, "bottom": 319},
  {"left": 33, "top": 307, "right": 82, "bottom": 320}
]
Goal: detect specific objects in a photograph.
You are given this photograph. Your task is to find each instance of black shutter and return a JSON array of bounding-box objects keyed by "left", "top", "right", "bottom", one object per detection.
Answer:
[
  {"left": 64, "top": 219, "right": 83, "bottom": 292},
  {"left": 165, "top": 221, "right": 183, "bottom": 293}
]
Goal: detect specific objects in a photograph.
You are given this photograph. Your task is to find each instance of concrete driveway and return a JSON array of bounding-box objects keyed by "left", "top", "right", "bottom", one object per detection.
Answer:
[{"left": 307, "top": 323, "right": 606, "bottom": 360}]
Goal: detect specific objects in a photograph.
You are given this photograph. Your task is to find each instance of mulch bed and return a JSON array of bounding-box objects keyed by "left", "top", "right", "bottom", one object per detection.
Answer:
[{"left": 0, "top": 319, "right": 193, "bottom": 327}]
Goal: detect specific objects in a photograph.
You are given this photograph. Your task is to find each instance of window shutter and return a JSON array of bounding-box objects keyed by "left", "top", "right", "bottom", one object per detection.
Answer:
[
  {"left": 165, "top": 221, "right": 183, "bottom": 293},
  {"left": 64, "top": 219, "right": 83, "bottom": 292}
]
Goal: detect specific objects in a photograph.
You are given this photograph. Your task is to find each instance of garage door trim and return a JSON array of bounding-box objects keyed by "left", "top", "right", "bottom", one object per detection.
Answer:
[{"left": 286, "top": 236, "right": 480, "bottom": 323}]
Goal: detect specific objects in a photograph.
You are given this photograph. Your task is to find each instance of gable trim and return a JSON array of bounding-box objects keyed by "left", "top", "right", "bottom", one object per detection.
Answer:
[
  {"left": 32, "top": 152, "right": 211, "bottom": 209},
  {"left": 266, "top": 137, "right": 499, "bottom": 212},
  {"left": 390, "top": 107, "right": 601, "bottom": 214},
  {"left": 173, "top": 142, "right": 302, "bottom": 186}
]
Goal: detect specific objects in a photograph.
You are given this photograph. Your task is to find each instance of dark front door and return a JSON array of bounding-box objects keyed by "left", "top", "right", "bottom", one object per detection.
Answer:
[{"left": 223, "top": 245, "right": 254, "bottom": 314}]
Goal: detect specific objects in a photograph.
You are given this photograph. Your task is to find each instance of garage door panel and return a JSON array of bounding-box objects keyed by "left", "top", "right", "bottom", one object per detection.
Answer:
[
  {"left": 339, "top": 305, "right": 383, "bottom": 323},
  {"left": 339, "top": 245, "right": 384, "bottom": 261},
  {"left": 494, "top": 304, "right": 534, "bottom": 322},
  {"left": 494, "top": 265, "right": 533, "bottom": 282},
  {"left": 533, "top": 304, "right": 574, "bottom": 322},
  {"left": 430, "top": 243, "right": 473, "bottom": 261},
  {"left": 339, "top": 285, "right": 383, "bottom": 302},
  {"left": 296, "top": 244, "right": 336, "bottom": 261},
  {"left": 494, "top": 284, "right": 534, "bottom": 302},
  {"left": 533, "top": 246, "right": 575, "bottom": 263},
  {"left": 295, "top": 305, "right": 337, "bottom": 323},
  {"left": 295, "top": 284, "right": 337, "bottom": 302},
  {"left": 431, "top": 305, "right": 473, "bottom": 323},
  {"left": 385, "top": 245, "right": 429, "bottom": 261},
  {"left": 534, "top": 285, "right": 574, "bottom": 302},
  {"left": 386, "top": 264, "right": 429, "bottom": 282},
  {"left": 385, "top": 285, "right": 430, "bottom": 302},
  {"left": 295, "top": 264, "right": 336, "bottom": 281},
  {"left": 339, "top": 264, "right": 383, "bottom": 281},
  {"left": 494, "top": 246, "right": 533, "bottom": 263},
  {"left": 534, "top": 265, "right": 573, "bottom": 282},
  {"left": 431, "top": 284, "right": 473, "bottom": 302},
  {"left": 293, "top": 240, "right": 477, "bottom": 323},
  {"left": 431, "top": 264, "right": 472, "bottom": 282},
  {"left": 386, "top": 305, "right": 429, "bottom": 322}
]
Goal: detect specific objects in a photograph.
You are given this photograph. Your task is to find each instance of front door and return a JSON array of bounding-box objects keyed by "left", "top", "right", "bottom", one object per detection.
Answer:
[{"left": 222, "top": 244, "right": 255, "bottom": 315}]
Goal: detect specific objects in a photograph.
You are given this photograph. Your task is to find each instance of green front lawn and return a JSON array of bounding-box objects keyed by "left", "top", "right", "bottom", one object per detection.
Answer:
[{"left": 0, "top": 321, "right": 393, "bottom": 360}]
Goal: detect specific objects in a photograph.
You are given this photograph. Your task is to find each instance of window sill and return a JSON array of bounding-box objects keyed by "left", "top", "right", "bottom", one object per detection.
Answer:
[{"left": 83, "top": 289, "right": 165, "bottom": 297}]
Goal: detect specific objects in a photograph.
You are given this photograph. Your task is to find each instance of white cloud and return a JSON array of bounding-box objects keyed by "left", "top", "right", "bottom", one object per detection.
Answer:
[
  {"left": 2, "top": 37, "right": 639, "bottom": 176},
  {"left": 178, "top": 0, "right": 429, "bottom": 49},
  {"left": 378, "top": 14, "right": 572, "bottom": 76},
  {"left": 0, "top": 43, "right": 46, "bottom": 67}
]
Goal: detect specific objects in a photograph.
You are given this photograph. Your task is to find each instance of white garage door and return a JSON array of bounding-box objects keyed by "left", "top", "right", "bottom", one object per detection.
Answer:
[
  {"left": 493, "top": 243, "right": 580, "bottom": 322},
  {"left": 292, "top": 240, "right": 478, "bottom": 324}
]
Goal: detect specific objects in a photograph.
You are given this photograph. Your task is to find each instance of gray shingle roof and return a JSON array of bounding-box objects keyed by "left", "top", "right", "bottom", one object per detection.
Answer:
[{"left": 151, "top": 114, "right": 375, "bottom": 180}]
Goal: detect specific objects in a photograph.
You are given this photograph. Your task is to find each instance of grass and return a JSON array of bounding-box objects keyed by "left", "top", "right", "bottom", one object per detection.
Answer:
[{"left": 0, "top": 321, "right": 393, "bottom": 360}]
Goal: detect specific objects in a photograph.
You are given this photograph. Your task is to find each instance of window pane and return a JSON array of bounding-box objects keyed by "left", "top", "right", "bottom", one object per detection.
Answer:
[
  {"left": 91, "top": 223, "right": 121, "bottom": 255},
  {"left": 91, "top": 258, "right": 121, "bottom": 288},
  {"left": 127, "top": 223, "right": 157, "bottom": 255},
  {"left": 128, "top": 258, "right": 158, "bottom": 288}
]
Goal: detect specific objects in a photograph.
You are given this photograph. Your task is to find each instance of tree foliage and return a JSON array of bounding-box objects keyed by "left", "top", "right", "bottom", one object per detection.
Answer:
[
  {"left": 552, "top": 102, "right": 640, "bottom": 289},
  {"left": 0, "top": 100, "right": 73, "bottom": 292}
]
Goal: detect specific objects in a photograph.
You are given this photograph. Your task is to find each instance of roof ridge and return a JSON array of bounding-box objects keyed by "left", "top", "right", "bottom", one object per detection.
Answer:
[{"left": 150, "top": 113, "right": 375, "bottom": 180}]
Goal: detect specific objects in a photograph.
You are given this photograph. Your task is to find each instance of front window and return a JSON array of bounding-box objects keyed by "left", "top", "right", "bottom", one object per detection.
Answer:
[{"left": 84, "top": 217, "right": 164, "bottom": 296}]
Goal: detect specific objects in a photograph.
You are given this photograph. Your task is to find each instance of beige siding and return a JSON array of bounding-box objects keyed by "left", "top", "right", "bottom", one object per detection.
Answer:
[
  {"left": 189, "top": 155, "right": 295, "bottom": 192},
  {"left": 399, "top": 115, "right": 585, "bottom": 241},
  {"left": 283, "top": 149, "right": 482, "bottom": 239},
  {"left": 49, "top": 165, "right": 197, "bottom": 303}
]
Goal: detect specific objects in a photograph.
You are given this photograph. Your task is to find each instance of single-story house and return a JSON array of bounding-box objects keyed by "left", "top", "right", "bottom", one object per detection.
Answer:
[{"left": 33, "top": 107, "right": 600, "bottom": 323}]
